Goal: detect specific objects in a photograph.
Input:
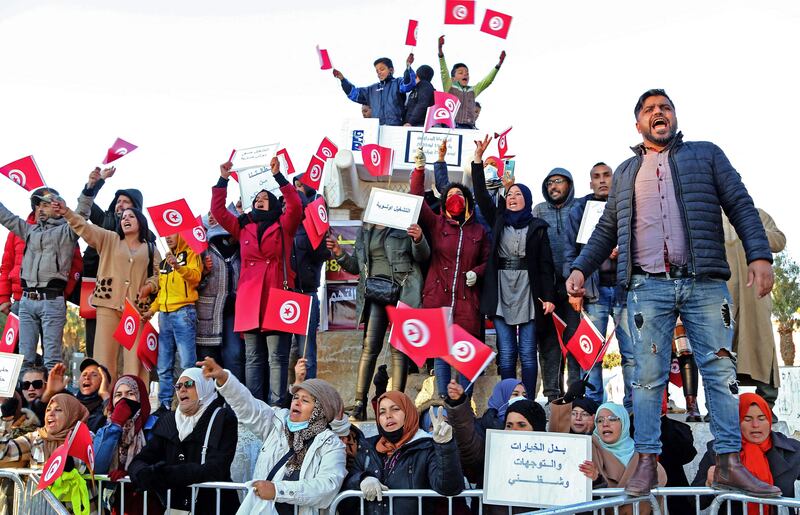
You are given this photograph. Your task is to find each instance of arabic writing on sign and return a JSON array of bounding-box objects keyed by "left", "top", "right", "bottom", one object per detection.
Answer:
[
  {"left": 406, "top": 132, "right": 461, "bottom": 167},
  {"left": 375, "top": 202, "right": 411, "bottom": 214},
  {"left": 513, "top": 457, "right": 563, "bottom": 471},
  {"left": 507, "top": 474, "right": 570, "bottom": 488},
  {"left": 510, "top": 441, "right": 568, "bottom": 454}
]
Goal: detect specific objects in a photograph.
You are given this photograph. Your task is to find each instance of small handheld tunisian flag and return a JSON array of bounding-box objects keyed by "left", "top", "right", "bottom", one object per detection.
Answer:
[
  {"left": 316, "top": 45, "right": 332, "bottom": 70},
  {"left": 424, "top": 91, "right": 461, "bottom": 132},
  {"left": 669, "top": 357, "right": 683, "bottom": 387},
  {"left": 443, "top": 324, "right": 496, "bottom": 383},
  {"left": 302, "top": 216, "right": 324, "bottom": 250},
  {"left": 551, "top": 311, "right": 568, "bottom": 357},
  {"left": 264, "top": 288, "right": 313, "bottom": 335},
  {"left": 79, "top": 278, "right": 97, "bottom": 319},
  {"left": 316, "top": 137, "right": 338, "bottom": 161},
  {"left": 566, "top": 313, "right": 607, "bottom": 371},
  {"left": 405, "top": 20, "right": 419, "bottom": 46},
  {"left": 180, "top": 215, "right": 208, "bottom": 255},
  {"left": 301, "top": 155, "right": 325, "bottom": 191},
  {"left": 102, "top": 137, "right": 138, "bottom": 165},
  {"left": 67, "top": 421, "right": 95, "bottom": 474},
  {"left": 37, "top": 443, "right": 69, "bottom": 490},
  {"left": 113, "top": 299, "right": 141, "bottom": 351},
  {"left": 361, "top": 144, "right": 393, "bottom": 177},
  {"left": 0, "top": 156, "right": 46, "bottom": 191},
  {"left": 276, "top": 148, "right": 296, "bottom": 175},
  {"left": 495, "top": 126, "right": 514, "bottom": 160},
  {"left": 147, "top": 198, "right": 198, "bottom": 236},
  {"left": 387, "top": 305, "right": 452, "bottom": 367},
  {"left": 1, "top": 313, "right": 19, "bottom": 352},
  {"left": 137, "top": 320, "right": 159, "bottom": 371},
  {"left": 306, "top": 196, "right": 330, "bottom": 236},
  {"left": 444, "top": 0, "right": 475, "bottom": 24},
  {"left": 480, "top": 9, "right": 513, "bottom": 39}
]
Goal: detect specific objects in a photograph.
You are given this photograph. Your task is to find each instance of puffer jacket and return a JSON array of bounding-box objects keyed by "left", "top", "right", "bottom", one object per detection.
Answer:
[
  {"left": 150, "top": 233, "right": 202, "bottom": 313},
  {"left": 0, "top": 213, "right": 32, "bottom": 304},
  {"left": 341, "top": 67, "right": 416, "bottom": 126},
  {"left": 216, "top": 373, "right": 346, "bottom": 515},
  {"left": 532, "top": 168, "right": 575, "bottom": 281},
  {"left": 572, "top": 133, "right": 772, "bottom": 288}
]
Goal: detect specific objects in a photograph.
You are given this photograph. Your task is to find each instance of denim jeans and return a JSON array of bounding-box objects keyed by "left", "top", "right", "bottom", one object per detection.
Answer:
[
  {"left": 627, "top": 274, "right": 740, "bottom": 454},
  {"left": 286, "top": 295, "right": 320, "bottom": 379},
  {"left": 244, "top": 332, "right": 289, "bottom": 405},
  {"left": 18, "top": 295, "right": 66, "bottom": 370},
  {"left": 157, "top": 305, "right": 198, "bottom": 407},
  {"left": 434, "top": 357, "right": 471, "bottom": 397},
  {"left": 493, "top": 316, "right": 537, "bottom": 398}
]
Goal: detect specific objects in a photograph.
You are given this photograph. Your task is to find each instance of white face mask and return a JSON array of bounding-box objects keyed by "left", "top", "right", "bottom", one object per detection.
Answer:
[{"left": 507, "top": 395, "right": 525, "bottom": 407}]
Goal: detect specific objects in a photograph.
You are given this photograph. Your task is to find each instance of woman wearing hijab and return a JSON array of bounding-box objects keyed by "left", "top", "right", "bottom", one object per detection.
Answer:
[
  {"left": 212, "top": 158, "right": 302, "bottom": 404},
  {"left": 410, "top": 143, "right": 490, "bottom": 397},
  {"left": 693, "top": 393, "right": 798, "bottom": 514},
  {"left": 199, "top": 356, "right": 346, "bottom": 515},
  {"left": 342, "top": 391, "right": 463, "bottom": 514},
  {"left": 472, "top": 135, "right": 556, "bottom": 397},
  {"left": 128, "top": 368, "right": 239, "bottom": 515}
]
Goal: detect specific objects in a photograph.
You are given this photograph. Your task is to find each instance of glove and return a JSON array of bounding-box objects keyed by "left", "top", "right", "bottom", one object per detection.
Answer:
[
  {"left": 373, "top": 364, "right": 389, "bottom": 396},
  {"left": 360, "top": 476, "right": 388, "bottom": 501},
  {"left": 414, "top": 147, "right": 426, "bottom": 169},
  {"left": 133, "top": 462, "right": 164, "bottom": 491},
  {"left": 465, "top": 271, "right": 477, "bottom": 287},
  {"left": 430, "top": 406, "right": 453, "bottom": 444},
  {"left": 1, "top": 396, "right": 19, "bottom": 418},
  {"left": 110, "top": 398, "right": 140, "bottom": 426},
  {"left": 562, "top": 379, "right": 595, "bottom": 403},
  {"left": 109, "top": 469, "right": 128, "bottom": 482}
]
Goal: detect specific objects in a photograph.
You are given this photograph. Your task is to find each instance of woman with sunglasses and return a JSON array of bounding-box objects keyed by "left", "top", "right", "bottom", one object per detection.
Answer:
[{"left": 128, "top": 368, "right": 239, "bottom": 515}]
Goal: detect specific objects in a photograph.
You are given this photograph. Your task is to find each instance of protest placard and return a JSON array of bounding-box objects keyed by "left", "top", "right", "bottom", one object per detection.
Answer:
[
  {"left": 237, "top": 167, "right": 282, "bottom": 213},
  {"left": 576, "top": 200, "right": 606, "bottom": 244},
  {"left": 0, "top": 352, "right": 24, "bottom": 397},
  {"left": 362, "top": 189, "right": 422, "bottom": 231},
  {"left": 404, "top": 131, "right": 463, "bottom": 167},
  {"left": 231, "top": 143, "right": 280, "bottom": 171},
  {"left": 483, "top": 430, "right": 591, "bottom": 508}
]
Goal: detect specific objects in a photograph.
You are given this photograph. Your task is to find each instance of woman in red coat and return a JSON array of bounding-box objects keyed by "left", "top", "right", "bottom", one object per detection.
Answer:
[
  {"left": 211, "top": 158, "right": 302, "bottom": 404},
  {"left": 410, "top": 152, "right": 490, "bottom": 397}
]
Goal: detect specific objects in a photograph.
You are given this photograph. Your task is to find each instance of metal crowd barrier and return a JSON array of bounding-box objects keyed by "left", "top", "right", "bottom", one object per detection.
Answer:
[
  {"left": 0, "top": 469, "right": 73, "bottom": 515},
  {"left": 709, "top": 492, "right": 800, "bottom": 515},
  {"left": 328, "top": 489, "right": 485, "bottom": 514}
]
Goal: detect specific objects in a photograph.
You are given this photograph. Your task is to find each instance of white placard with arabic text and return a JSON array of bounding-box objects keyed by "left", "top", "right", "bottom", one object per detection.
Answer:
[
  {"left": 237, "top": 167, "right": 283, "bottom": 214},
  {"left": 0, "top": 353, "right": 24, "bottom": 398},
  {"left": 362, "top": 189, "right": 422, "bottom": 231},
  {"left": 483, "top": 430, "right": 591, "bottom": 508},
  {"left": 576, "top": 200, "right": 606, "bottom": 244},
  {"left": 231, "top": 143, "right": 280, "bottom": 171}
]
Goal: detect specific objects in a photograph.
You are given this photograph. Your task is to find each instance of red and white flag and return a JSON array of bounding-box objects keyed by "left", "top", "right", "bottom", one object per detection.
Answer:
[
  {"left": 79, "top": 278, "right": 97, "bottom": 320},
  {"left": 566, "top": 314, "right": 607, "bottom": 371},
  {"left": 551, "top": 312, "right": 568, "bottom": 357},
  {"left": 180, "top": 215, "right": 208, "bottom": 255},
  {"left": 67, "top": 421, "right": 95, "bottom": 473},
  {"left": 495, "top": 126, "right": 514, "bottom": 160},
  {"left": 137, "top": 321, "right": 159, "bottom": 371},
  {"left": 443, "top": 324, "right": 496, "bottom": 383},
  {"left": 147, "top": 198, "right": 198, "bottom": 236},
  {"left": 424, "top": 91, "right": 461, "bottom": 131},
  {"left": 361, "top": 144, "right": 393, "bottom": 177},
  {"left": 264, "top": 288, "right": 313, "bottom": 335},
  {"left": 1, "top": 313, "right": 19, "bottom": 352},
  {"left": 306, "top": 196, "right": 330, "bottom": 236},
  {"left": 387, "top": 305, "right": 452, "bottom": 367},
  {"left": 102, "top": 137, "right": 138, "bottom": 165},
  {"left": 316, "top": 137, "right": 338, "bottom": 161},
  {"left": 0, "top": 156, "right": 45, "bottom": 192},
  {"left": 316, "top": 45, "right": 332, "bottom": 70},
  {"left": 113, "top": 299, "right": 141, "bottom": 351},
  {"left": 669, "top": 357, "right": 683, "bottom": 387},
  {"left": 301, "top": 155, "right": 325, "bottom": 191},
  {"left": 37, "top": 443, "right": 69, "bottom": 490},
  {"left": 405, "top": 20, "right": 419, "bottom": 46},
  {"left": 444, "top": 0, "right": 475, "bottom": 25},
  {"left": 302, "top": 216, "right": 325, "bottom": 250},
  {"left": 276, "top": 148, "right": 296, "bottom": 176},
  {"left": 480, "top": 9, "right": 512, "bottom": 39}
]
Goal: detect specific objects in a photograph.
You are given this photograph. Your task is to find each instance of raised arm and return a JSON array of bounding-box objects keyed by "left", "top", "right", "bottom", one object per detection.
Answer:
[
  {"left": 438, "top": 36, "right": 453, "bottom": 91},
  {"left": 211, "top": 162, "right": 241, "bottom": 239},
  {"left": 472, "top": 51, "right": 504, "bottom": 97},
  {"left": 410, "top": 167, "right": 438, "bottom": 230},
  {"left": 470, "top": 136, "right": 497, "bottom": 228}
]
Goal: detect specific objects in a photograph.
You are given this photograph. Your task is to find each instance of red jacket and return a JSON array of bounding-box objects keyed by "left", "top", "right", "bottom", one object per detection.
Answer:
[
  {"left": 410, "top": 169, "right": 490, "bottom": 337},
  {"left": 210, "top": 177, "right": 302, "bottom": 333}
]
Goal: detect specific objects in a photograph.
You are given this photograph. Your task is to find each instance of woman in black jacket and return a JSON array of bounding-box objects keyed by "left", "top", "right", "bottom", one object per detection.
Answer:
[
  {"left": 472, "top": 135, "right": 556, "bottom": 397},
  {"left": 128, "top": 368, "right": 239, "bottom": 514}
]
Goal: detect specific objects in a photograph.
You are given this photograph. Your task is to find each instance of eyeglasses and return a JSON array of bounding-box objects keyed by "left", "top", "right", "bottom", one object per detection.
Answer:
[
  {"left": 174, "top": 380, "right": 196, "bottom": 391},
  {"left": 21, "top": 380, "right": 44, "bottom": 390},
  {"left": 546, "top": 178, "right": 566, "bottom": 187},
  {"left": 571, "top": 410, "right": 590, "bottom": 419},
  {"left": 596, "top": 415, "right": 622, "bottom": 425}
]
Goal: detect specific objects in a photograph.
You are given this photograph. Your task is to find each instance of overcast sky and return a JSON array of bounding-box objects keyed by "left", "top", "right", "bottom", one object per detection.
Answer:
[{"left": 1, "top": 0, "right": 799, "bottom": 256}]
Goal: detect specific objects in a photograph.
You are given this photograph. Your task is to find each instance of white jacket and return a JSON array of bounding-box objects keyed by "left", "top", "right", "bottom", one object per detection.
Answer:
[{"left": 217, "top": 373, "right": 346, "bottom": 515}]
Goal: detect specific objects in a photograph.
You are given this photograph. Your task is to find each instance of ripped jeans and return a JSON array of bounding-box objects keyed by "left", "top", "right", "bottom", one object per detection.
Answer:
[{"left": 627, "top": 274, "right": 739, "bottom": 455}]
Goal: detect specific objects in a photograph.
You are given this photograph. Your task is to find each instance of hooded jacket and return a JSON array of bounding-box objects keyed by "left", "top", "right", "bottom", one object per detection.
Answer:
[
  {"left": 438, "top": 55, "right": 498, "bottom": 127},
  {"left": 340, "top": 66, "right": 416, "bottom": 126},
  {"left": 291, "top": 190, "right": 331, "bottom": 293},
  {"left": 532, "top": 168, "right": 575, "bottom": 281},
  {"left": 150, "top": 234, "right": 202, "bottom": 313},
  {"left": 197, "top": 220, "right": 241, "bottom": 347}
]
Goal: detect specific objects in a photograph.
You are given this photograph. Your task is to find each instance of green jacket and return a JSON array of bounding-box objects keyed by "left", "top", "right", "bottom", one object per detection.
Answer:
[{"left": 439, "top": 54, "right": 498, "bottom": 126}]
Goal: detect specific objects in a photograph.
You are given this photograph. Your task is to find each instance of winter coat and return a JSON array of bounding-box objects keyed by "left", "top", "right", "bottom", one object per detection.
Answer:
[
  {"left": 0, "top": 194, "right": 93, "bottom": 289},
  {"left": 591, "top": 444, "right": 666, "bottom": 515},
  {"left": 438, "top": 55, "right": 498, "bottom": 127},
  {"left": 724, "top": 209, "right": 785, "bottom": 385},
  {"left": 403, "top": 79, "right": 435, "bottom": 126},
  {"left": 291, "top": 212, "right": 330, "bottom": 294},
  {"left": 128, "top": 395, "right": 239, "bottom": 515},
  {"left": 196, "top": 233, "right": 241, "bottom": 347},
  {"left": 342, "top": 429, "right": 464, "bottom": 515},
  {"left": 341, "top": 67, "right": 416, "bottom": 126},
  {"left": 410, "top": 168, "right": 490, "bottom": 337},
  {"left": 337, "top": 224, "right": 430, "bottom": 325},
  {"left": 472, "top": 162, "right": 556, "bottom": 319},
  {"left": 692, "top": 432, "right": 800, "bottom": 514},
  {"left": 150, "top": 233, "right": 202, "bottom": 313},
  {"left": 572, "top": 133, "right": 773, "bottom": 288},
  {"left": 216, "top": 373, "right": 346, "bottom": 515},
  {"left": 532, "top": 169, "right": 576, "bottom": 281},
  {"left": 210, "top": 174, "right": 302, "bottom": 333},
  {"left": 0, "top": 216, "right": 27, "bottom": 304},
  {"left": 93, "top": 413, "right": 158, "bottom": 474}
]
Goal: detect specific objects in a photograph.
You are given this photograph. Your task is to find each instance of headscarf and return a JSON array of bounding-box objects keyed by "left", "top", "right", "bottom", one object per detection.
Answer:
[
  {"left": 488, "top": 378, "right": 522, "bottom": 421},
  {"left": 112, "top": 375, "right": 150, "bottom": 470},
  {"left": 739, "top": 392, "right": 774, "bottom": 504},
  {"left": 592, "top": 402, "right": 635, "bottom": 466},
  {"left": 237, "top": 189, "right": 282, "bottom": 242},
  {"left": 572, "top": 397, "right": 600, "bottom": 417},
  {"left": 504, "top": 399, "right": 546, "bottom": 431},
  {"left": 375, "top": 391, "right": 419, "bottom": 456},
  {"left": 502, "top": 183, "right": 535, "bottom": 229},
  {"left": 441, "top": 183, "right": 474, "bottom": 225},
  {"left": 174, "top": 368, "right": 218, "bottom": 441},
  {"left": 40, "top": 394, "right": 89, "bottom": 459}
]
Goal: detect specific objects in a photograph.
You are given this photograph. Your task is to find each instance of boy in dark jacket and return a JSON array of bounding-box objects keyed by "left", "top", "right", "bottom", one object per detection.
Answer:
[{"left": 403, "top": 64, "right": 435, "bottom": 127}]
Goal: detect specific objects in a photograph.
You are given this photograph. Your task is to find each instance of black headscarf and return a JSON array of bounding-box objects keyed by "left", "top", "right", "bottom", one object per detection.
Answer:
[
  {"left": 237, "top": 189, "right": 281, "bottom": 242},
  {"left": 502, "top": 183, "right": 535, "bottom": 229}
]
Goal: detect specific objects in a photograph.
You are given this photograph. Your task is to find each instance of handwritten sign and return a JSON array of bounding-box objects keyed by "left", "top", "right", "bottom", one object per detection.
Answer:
[
  {"left": 0, "top": 352, "right": 24, "bottom": 398},
  {"left": 231, "top": 143, "right": 280, "bottom": 172},
  {"left": 362, "top": 189, "right": 422, "bottom": 231},
  {"left": 404, "top": 131, "right": 463, "bottom": 167},
  {"left": 775, "top": 366, "right": 800, "bottom": 434},
  {"left": 237, "top": 167, "right": 282, "bottom": 214},
  {"left": 483, "top": 430, "right": 591, "bottom": 508},
  {"left": 576, "top": 200, "right": 606, "bottom": 245}
]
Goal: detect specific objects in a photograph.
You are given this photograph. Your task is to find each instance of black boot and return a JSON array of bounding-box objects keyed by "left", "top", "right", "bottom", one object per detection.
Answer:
[
  {"left": 348, "top": 400, "right": 367, "bottom": 422},
  {"left": 713, "top": 452, "right": 781, "bottom": 497},
  {"left": 685, "top": 395, "right": 702, "bottom": 422}
]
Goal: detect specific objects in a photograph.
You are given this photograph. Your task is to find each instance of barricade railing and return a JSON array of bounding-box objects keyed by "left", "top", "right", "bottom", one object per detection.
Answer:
[
  {"left": 0, "top": 469, "right": 73, "bottom": 515},
  {"left": 328, "top": 489, "right": 485, "bottom": 514},
  {"left": 709, "top": 492, "right": 800, "bottom": 515}
]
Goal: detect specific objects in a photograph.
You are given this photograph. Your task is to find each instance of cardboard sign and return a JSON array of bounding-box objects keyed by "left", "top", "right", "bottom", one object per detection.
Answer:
[
  {"left": 231, "top": 143, "right": 280, "bottom": 172},
  {"left": 0, "top": 352, "right": 24, "bottom": 397},
  {"left": 362, "top": 188, "right": 422, "bottom": 231},
  {"left": 576, "top": 200, "right": 606, "bottom": 244},
  {"left": 483, "top": 430, "right": 592, "bottom": 508},
  {"left": 405, "top": 131, "right": 463, "bottom": 168},
  {"left": 237, "top": 166, "right": 282, "bottom": 213}
]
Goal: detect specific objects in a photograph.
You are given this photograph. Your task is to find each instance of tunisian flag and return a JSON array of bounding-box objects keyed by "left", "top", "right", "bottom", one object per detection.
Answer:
[
  {"left": 0, "top": 156, "right": 46, "bottom": 191},
  {"left": 443, "top": 324, "right": 496, "bottom": 383},
  {"left": 495, "top": 126, "right": 514, "bottom": 160},
  {"left": 424, "top": 92, "right": 461, "bottom": 131},
  {"left": 264, "top": 288, "right": 313, "bottom": 335},
  {"left": 102, "top": 137, "right": 138, "bottom": 165},
  {"left": 180, "top": 215, "right": 208, "bottom": 255},
  {"left": 67, "top": 421, "right": 95, "bottom": 474},
  {"left": 316, "top": 45, "right": 332, "bottom": 70},
  {"left": 276, "top": 148, "right": 296, "bottom": 176},
  {"left": 147, "top": 198, "right": 198, "bottom": 236},
  {"left": 315, "top": 137, "right": 338, "bottom": 161},
  {"left": 361, "top": 144, "right": 393, "bottom": 177},
  {"left": 137, "top": 321, "right": 159, "bottom": 371},
  {"left": 480, "top": 9, "right": 513, "bottom": 39},
  {"left": 113, "top": 299, "right": 141, "bottom": 351},
  {"left": 37, "top": 443, "right": 69, "bottom": 490},
  {"left": 566, "top": 314, "right": 608, "bottom": 371},
  {"left": 552, "top": 312, "right": 568, "bottom": 357},
  {"left": 1, "top": 313, "right": 19, "bottom": 352},
  {"left": 301, "top": 155, "right": 326, "bottom": 191},
  {"left": 405, "top": 20, "right": 419, "bottom": 46},
  {"left": 387, "top": 305, "right": 452, "bottom": 367},
  {"left": 79, "top": 278, "right": 97, "bottom": 319},
  {"left": 444, "top": 0, "right": 475, "bottom": 25}
]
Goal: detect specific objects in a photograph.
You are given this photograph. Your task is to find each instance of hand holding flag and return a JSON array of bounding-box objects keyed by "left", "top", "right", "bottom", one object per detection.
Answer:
[{"left": 113, "top": 300, "right": 141, "bottom": 350}]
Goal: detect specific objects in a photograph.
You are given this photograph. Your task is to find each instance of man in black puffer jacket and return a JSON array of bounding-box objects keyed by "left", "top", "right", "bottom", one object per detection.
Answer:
[{"left": 567, "top": 89, "right": 778, "bottom": 500}]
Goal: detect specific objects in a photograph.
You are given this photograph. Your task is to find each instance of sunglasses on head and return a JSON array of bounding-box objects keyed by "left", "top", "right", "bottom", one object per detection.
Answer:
[
  {"left": 21, "top": 380, "right": 44, "bottom": 390},
  {"left": 174, "top": 380, "right": 196, "bottom": 391}
]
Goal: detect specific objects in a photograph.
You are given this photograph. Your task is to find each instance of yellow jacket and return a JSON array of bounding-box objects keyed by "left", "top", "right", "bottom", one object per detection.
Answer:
[{"left": 150, "top": 234, "right": 202, "bottom": 312}]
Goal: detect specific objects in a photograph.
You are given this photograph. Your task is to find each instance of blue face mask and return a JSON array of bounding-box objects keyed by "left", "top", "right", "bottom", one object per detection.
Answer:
[
  {"left": 484, "top": 165, "right": 498, "bottom": 180},
  {"left": 285, "top": 416, "right": 310, "bottom": 433},
  {"left": 507, "top": 395, "right": 525, "bottom": 407}
]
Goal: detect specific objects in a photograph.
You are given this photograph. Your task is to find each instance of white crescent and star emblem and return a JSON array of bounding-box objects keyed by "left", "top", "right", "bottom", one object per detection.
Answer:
[
  {"left": 402, "top": 319, "right": 430, "bottom": 348},
  {"left": 146, "top": 333, "right": 157, "bottom": 351},
  {"left": 279, "top": 300, "right": 301, "bottom": 324},
  {"left": 163, "top": 209, "right": 183, "bottom": 227},
  {"left": 579, "top": 335, "right": 593, "bottom": 354},
  {"left": 433, "top": 107, "right": 450, "bottom": 121},
  {"left": 7, "top": 170, "right": 26, "bottom": 186},
  {"left": 453, "top": 5, "right": 467, "bottom": 20},
  {"left": 192, "top": 226, "right": 206, "bottom": 242},
  {"left": 43, "top": 455, "right": 63, "bottom": 482},
  {"left": 123, "top": 316, "right": 136, "bottom": 336},
  {"left": 489, "top": 16, "right": 504, "bottom": 31},
  {"left": 451, "top": 340, "right": 476, "bottom": 363},
  {"left": 370, "top": 149, "right": 381, "bottom": 167},
  {"left": 317, "top": 205, "right": 328, "bottom": 223},
  {"left": 309, "top": 164, "right": 322, "bottom": 181},
  {"left": 4, "top": 328, "right": 15, "bottom": 346}
]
